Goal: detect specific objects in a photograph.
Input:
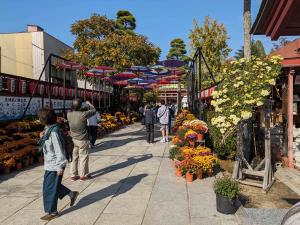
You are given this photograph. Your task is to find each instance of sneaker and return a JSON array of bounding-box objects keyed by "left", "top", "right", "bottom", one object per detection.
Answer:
[
  {"left": 80, "top": 175, "right": 91, "bottom": 181},
  {"left": 70, "top": 176, "right": 79, "bottom": 181},
  {"left": 40, "top": 212, "right": 59, "bottom": 221},
  {"left": 160, "top": 139, "right": 166, "bottom": 143},
  {"left": 70, "top": 191, "right": 79, "bottom": 207}
]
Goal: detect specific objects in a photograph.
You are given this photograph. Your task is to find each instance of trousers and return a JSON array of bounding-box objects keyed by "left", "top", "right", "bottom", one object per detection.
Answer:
[
  {"left": 88, "top": 126, "right": 98, "bottom": 146},
  {"left": 145, "top": 123, "right": 154, "bottom": 143},
  {"left": 70, "top": 139, "right": 89, "bottom": 177},
  {"left": 43, "top": 171, "right": 70, "bottom": 213}
]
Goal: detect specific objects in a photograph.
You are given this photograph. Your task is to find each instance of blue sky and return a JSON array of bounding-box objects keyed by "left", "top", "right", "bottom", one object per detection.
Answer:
[{"left": 0, "top": 0, "right": 288, "bottom": 59}]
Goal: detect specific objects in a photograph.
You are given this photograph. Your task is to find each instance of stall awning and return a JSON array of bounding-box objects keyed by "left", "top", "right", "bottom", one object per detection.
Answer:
[
  {"left": 251, "top": 0, "right": 300, "bottom": 40},
  {"left": 200, "top": 86, "right": 216, "bottom": 99}
]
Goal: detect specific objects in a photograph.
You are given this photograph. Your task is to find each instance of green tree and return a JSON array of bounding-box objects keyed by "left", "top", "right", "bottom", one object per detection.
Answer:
[
  {"left": 143, "top": 91, "right": 157, "bottom": 104},
  {"left": 64, "top": 14, "right": 160, "bottom": 73},
  {"left": 189, "top": 16, "right": 231, "bottom": 86},
  {"left": 116, "top": 10, "right": 136, "bottom": 34},
  {"left": 167, "top": 38, "right": 187, "bottom": 60},
  {"left": 234, "top": 40, "right": 266, "bottom": 59},
  {"left": 271, "top": 37, "right": 291, "bottom": 52}
]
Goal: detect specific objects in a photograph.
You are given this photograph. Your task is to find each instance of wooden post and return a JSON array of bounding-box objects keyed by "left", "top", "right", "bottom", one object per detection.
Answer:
[
  {"left": 263, "top": 99, "right": 272, "bottom": 190},
  {"left": 288, "top": 69, "right": 295, "bottom": 168}
]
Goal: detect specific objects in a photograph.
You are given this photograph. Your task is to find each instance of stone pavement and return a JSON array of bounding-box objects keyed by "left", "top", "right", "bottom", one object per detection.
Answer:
[{"left": 0, "top": 123, "right": 239, "bottom": 225}]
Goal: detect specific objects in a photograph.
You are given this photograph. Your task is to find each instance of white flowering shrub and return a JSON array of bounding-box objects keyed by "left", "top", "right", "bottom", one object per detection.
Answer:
[{"left": 211, "top": 56, "right": 282, "bottom": 139}]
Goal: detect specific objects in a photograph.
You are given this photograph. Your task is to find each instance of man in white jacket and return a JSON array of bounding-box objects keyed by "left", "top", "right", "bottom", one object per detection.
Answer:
[
  {"left": 87, "top": 110, "right": 101, "bottom": 148},
  {"left": 157, "top": 100, "right": 170, "bottom": 142}
]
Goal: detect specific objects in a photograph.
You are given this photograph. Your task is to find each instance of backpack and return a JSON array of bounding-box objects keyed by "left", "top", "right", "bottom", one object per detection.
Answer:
[{"left": 38, "top": 124, "right": 73, "bottom": 162}]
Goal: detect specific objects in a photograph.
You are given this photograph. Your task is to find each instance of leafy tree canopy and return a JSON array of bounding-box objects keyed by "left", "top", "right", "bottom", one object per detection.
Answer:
[
  {"left": 64, "top": 13, "right": 160, "bottom": 75},
  {"left": 167, "top": 38, "right": 187, "bottom": 60},
  {"left": 234, "top": 40, "right": 266, "bottom": 59},
  {"left": 189, "top": 16, "right": 231, "bottom": 88},
  {"left": 116, "top": 10, "right": 136, "bottom": 34}
]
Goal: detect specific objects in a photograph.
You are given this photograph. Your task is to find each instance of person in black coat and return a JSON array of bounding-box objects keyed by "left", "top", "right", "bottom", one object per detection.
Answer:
[{"left": 144, "top": 105, "right": 155, "bottom": 143}]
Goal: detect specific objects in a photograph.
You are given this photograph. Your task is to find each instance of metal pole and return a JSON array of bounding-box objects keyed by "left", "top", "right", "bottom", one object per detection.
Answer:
[
  {"left": 21, "top": 56, "right": 50, "bottom": 118},
  {"left": 84, "top": 78, "right": 87, "bottom": 101},
  {"left": 99, "top": 79, "right": 101, "bottom": 110},
  {"left": 48, "top": 56, "right": 52, "bottom": 108},
  {"left": 288, "top": 69, "right": 295, "bottom": 168},
  {"left": 63, "top": 68, "right": 66, "bottom": 117}
]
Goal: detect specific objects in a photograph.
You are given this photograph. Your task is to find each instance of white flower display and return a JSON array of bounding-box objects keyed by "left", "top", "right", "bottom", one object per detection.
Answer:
[{"left": 211, "top": 55, "right": 283, "bottom": 139}]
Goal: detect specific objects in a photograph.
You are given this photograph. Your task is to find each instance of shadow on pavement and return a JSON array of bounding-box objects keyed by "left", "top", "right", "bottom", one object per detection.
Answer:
[
  {"left": 90, "top": 136, "right": 146, "bottom": 153},
  {"left": 60, "top": 174, "right": 148, "bottom": 216},
  {"left": 89, "top": 154, "right": 153, "bottom": 179}
]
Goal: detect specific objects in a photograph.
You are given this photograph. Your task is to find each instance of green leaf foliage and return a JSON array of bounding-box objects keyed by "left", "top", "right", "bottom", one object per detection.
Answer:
[
  {"left": 167, "top": 38, "right": 187, "bottom": 60},
  {"left": 213, "top": 176, "right": 239, "bottom": 200}
]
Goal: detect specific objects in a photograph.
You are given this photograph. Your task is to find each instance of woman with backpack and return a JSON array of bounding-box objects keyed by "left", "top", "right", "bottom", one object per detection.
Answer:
[{"left": 38, "top": 108, "right": 78, "bottom": 221}]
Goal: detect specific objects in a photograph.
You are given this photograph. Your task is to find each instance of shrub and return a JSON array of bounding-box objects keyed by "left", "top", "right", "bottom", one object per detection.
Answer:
[
  {"left": 206, "top": 111, "right": 236, "bottom": 160},
  {"left": 213, "top": 176, "right": 239, "bottom": 200},
  {"left": 169, "top": 147, "right": 181, "bottom": 160}
]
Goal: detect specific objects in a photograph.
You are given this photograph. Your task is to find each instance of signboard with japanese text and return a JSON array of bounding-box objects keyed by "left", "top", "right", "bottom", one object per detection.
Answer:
[{"left": 0, "top": 96, "right": 72, "bottom": 120}]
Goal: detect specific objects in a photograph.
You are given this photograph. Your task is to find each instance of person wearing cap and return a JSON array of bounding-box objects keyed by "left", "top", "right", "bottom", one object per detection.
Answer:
[{"left": 67, "top": 100, "right": 96, "bottom": 181}]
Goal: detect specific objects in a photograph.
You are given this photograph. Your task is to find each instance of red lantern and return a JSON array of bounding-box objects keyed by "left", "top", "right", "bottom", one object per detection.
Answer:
[
  {"left": 0, "top": 77, "right": 3, "bottom": 92},
  {"left": 58, "top": 87, "right": 64, "bottom": 97},
  {"left": 8, "top": 78, "right": 16, "bottom": 93},
  {"left": 38, "top": 84, "right": 44, "bottom": 95},
  {"left": 19, "top": 80, "right": 27, "bottom": 95},
  {"left": 45, "top": 85, "right": 49, "bottom": 96},
  {"left": 29, "top": 82, "right": 35, "bottom": 95},
  {"left": 52, "top": 86, "right": 58, "bottom": 96},
  {"left": 69, "top": 89, "right": 74, "bottom": 98}
]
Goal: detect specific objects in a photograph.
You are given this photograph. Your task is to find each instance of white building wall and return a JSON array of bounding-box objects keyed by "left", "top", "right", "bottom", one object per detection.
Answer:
[{"left": 31, "top": 32, "right": 45, "bottom": 80}]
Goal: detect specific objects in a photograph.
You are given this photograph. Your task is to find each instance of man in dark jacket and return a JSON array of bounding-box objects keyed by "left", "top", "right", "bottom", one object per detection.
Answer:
[{"left": 144, "top": 105, "right": 155, "bottom": 143}]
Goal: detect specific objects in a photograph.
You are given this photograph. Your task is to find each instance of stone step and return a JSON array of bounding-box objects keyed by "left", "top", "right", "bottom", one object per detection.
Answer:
[{"left": 235, "top": 206, "right": 288, "bottom": 225}]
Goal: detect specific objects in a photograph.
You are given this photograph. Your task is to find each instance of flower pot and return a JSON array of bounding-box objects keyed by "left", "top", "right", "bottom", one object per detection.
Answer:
[
  {"left": 176, "top": 168, "right": 182, "bottom": 177},
  {"left": 207, "top": 170, "right": 213, "bottom": 177},
  {"left": 29, "top": 158, "right": 34, "bottom": 165},
  {"left": 23, "top": 159, "right": 29, "bottom": 167},
  {"left": 15, "top": 162, "right": 22, "bottom": 171},
  {"left": 4, "top": 167, "right": 10, "bottom": 174},
  {"left": 196, "top": 170, "right": 203, "bottom": 179},
  {"left": 38, "top": 156, "right": 44, "bottom": 164},
  {"left": 216, "top": 194, "right": 238, "bottom": 214},
  {"left": 185, "top": 172, "right": 194, "bottom": 182},
  {"left": 197, "top": 133, "right": 204, "bottom": 141},
  {"left": 188, "top": 140, "right": 195, "bottom": 148}
]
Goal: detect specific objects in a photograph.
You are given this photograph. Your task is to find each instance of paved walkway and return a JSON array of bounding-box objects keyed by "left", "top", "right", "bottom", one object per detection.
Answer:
[{"left": 0, "top": 123, "right": 239, "bottom": 225}]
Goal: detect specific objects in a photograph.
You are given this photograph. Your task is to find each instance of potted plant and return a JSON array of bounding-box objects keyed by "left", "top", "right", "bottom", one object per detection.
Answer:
[
  {"left": 15, "top": 158, "right": 23, "bottom": 171},
  {"left": 213, "top": 176, "right": 239, "bottom": 214},
  {"left": 3, "top": 158, "right": 15, "bottom": 174},
  {"left": 184, "top": 130, "right": 197, "bottom": 148},
  {"left": 23, "top": 156, "right": 29, "bottom": 167}
]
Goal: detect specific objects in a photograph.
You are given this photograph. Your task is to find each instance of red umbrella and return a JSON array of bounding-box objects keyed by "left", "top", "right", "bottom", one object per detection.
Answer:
[
  {"left": 112, "top": 72, "right": 137, "bottom": 80},
  {"left": 170, "top": 68, "right": 185, "bottom": 76},
  {"left": 164, "top": 75, "right": 181, "bottom": 81},
  {"left": 57, "top": 61, "right": 86, "bottom": 70},
  {"left": 113, "top": 80, "right": 128, "bottom": 86},
  {"left": 158, "top": 80, "right": 171, "bottom": 85}
]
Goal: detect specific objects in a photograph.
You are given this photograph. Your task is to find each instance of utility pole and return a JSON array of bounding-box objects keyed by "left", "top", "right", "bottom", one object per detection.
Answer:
[{"left": 244, "top": 0, "right": 252, "bottom": 58}]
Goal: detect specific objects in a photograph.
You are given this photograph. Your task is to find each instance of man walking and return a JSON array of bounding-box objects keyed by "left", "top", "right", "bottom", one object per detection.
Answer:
[
  {"left": 67, "top": 100, "right": 96, "bottom": 181},
  {"left": 157, "top": 100, "right": 169, "bottom": 143},
  {"left": 87, "top": 110, "right": 101, "bottom": 148}
]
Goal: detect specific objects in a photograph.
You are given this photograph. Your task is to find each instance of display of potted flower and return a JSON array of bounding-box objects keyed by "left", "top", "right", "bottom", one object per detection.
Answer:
[
  {"left": 3, "top": 158, "right": 15, "bottom": 174},
  {"left": 184, "top": 130, "right": 198, "bottom": 148},
  {"left": 213, "top": 176, "right": 239, "bottom": 214},
  {"left": 15, "top": 157, "right": 23, "bottom": 171}
]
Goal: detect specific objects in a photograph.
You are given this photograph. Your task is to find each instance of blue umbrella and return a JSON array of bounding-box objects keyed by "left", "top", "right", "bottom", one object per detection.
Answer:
[
  {"left": 158, "top": 59, "right": 186, "bottom": 68},
  {"left": 140, "top": 73, "right": 158, "bottom": 79},
  {"left": 150, "top": 65, "right": 170, "bottom": 76},
  {"left": 128, "top": 78, "right": 145, "bottom": 84},
  {"left": 128, "top": 66, "right": 150, "bottom": 74}
]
